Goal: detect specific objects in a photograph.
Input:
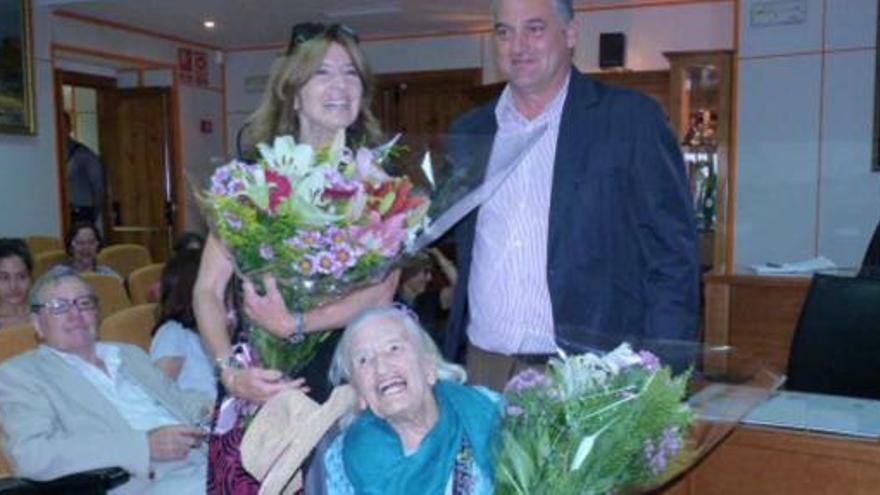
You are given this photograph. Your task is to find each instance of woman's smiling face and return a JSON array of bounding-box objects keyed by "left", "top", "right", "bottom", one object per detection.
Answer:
[{"left": 296, "top": 42, "right": 363, "bottom": 145}]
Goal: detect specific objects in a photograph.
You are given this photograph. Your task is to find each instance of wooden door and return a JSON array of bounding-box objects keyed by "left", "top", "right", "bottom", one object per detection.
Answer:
[
  {"left": 97, "top": 88, "right": 173, "bottom": 262},
  {"left": 373, "top": 69, "right": 482, "bottom": 180}
]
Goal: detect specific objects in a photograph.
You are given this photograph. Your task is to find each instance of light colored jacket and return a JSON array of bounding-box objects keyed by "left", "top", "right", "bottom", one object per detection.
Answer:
[{"left": 0, "top": 343, "right": 210, "bottom": 493}]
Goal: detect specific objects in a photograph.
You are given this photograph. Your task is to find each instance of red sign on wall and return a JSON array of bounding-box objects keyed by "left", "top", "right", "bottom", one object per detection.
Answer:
[{"left": 178, "top": 47, "right": 209, "bottom": 87}]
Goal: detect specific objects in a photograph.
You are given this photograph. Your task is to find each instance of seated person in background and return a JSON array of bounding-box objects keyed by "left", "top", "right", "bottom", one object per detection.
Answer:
[
  {"left": 51, "top": 221, "right": 120, "bottom": 278},
  {"left": 0, "top": 239, "right": 33, "bottom": 329},
  {"left": 397, "top": 248, "right": 457, "bottom": 345},
  {"left": 151, "top": 249, "right": 219, "bottom": 402},
  {"left": 322, "top": 305, "right": 501, "bottom": 494},
  {"left": 0, "top": 272, "right": 211, "bottom": 494}
]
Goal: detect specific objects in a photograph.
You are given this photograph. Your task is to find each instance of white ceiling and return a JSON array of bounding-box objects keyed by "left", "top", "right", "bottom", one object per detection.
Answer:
[{"left": 43, "top": 0, "right": 665, "bottom": 50}]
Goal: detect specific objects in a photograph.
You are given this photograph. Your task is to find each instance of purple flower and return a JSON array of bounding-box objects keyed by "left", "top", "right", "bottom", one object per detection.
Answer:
[
  {"left": 505, "top": 404, "right": 525, "bottom": 417},
  {"left": 504, "top": 368, "right": 547, "bottom": 395},
  {"left": 293, "top": 255, "right": 318, "bottom": 277},
  {"left": 332, "top": 245, "right": 358, "bottom": 270},
  {"left": 259, "top": 243, "right": 275, "bottom": 261},
  {"left": 228, "top": 179, "right": 246, "bottom": 194},
  {"left": 645, "top": 427, "right": 684, "bottom": 475},
  {"left": 638, "top": 350, "right": 661, "bottom": 372},
  {"left": 324, "top": 226, "right": 351, "bottom": 248},
  {"left": 314, "top": 251, "right": 341, "bottom": 275},
  {"left": 300, "top": 231, "right": 323, "bottom": 248},
  {"left": 223, "top": 212, "right": 242, "bottom": 230}
]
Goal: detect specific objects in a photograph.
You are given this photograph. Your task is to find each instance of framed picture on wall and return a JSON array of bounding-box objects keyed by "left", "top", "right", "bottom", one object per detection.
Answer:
[{"left": 0, "top": 0, "right": 35, "bottom": 134}]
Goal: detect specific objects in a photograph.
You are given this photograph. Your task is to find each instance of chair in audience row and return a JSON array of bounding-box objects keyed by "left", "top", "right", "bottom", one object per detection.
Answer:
[
  {"left": 99, "top": 303, "right": 157, "bottom": 351},
  {"left": 24, "top": 236, "right": 63, "bottom": 256},
  {"left": 32, "top": 250, "right": 67, "bottom": 280},
  {"left": 97, "top": 244, "right": 152, "bottom": 280},
  {"left": 128, "top": 263, "right": 164, "bottom": 305}
]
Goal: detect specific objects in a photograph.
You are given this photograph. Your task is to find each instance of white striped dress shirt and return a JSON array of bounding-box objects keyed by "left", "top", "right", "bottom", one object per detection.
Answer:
[{"left": 467, "top": 74, "right": 570, "bottom": 355}]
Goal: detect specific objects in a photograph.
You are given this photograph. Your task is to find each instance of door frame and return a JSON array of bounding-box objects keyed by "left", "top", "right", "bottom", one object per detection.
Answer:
[{"left": 51, "top": 44, "right": 185, "bottom": 240}]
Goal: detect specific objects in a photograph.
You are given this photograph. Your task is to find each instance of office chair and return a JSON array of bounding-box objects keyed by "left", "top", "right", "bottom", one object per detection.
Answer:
[
  {"left": 785, "top": 274, "right": 880, "bottom": 399},
  {"left": 859, "top": 220, "right": 880, "bottom": 279}
]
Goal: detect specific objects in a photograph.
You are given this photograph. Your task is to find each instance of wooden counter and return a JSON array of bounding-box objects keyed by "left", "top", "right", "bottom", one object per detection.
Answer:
[
  {"left": 703, "top": 271, "right": 811, "bottom": 374},
  {"left": 662, "top": 425, "right": 880, "bottom": 494}
]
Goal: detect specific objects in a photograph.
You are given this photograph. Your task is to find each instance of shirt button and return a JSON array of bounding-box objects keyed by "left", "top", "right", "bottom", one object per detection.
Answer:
[{"left": 513, "top": 240, "right": 522, "bottom": 248}]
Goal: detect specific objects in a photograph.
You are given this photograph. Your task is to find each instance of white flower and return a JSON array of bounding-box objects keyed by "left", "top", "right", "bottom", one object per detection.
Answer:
[
  {"left": 258, "top": 135, "right": 314, "bottom": 177},
  {"left": 603, "top": 343, "right": 643, "bottom": 374}
]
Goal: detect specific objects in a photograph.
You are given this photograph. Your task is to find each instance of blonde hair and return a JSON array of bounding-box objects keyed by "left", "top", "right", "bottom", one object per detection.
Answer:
[{"left": 244, "top": 29, "right": 380, "bottom": 150}]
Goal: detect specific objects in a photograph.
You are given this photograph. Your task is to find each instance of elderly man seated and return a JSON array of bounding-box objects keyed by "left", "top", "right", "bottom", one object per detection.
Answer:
[{"left": 0, "top": 272, "right": 211, "bottom": 494}]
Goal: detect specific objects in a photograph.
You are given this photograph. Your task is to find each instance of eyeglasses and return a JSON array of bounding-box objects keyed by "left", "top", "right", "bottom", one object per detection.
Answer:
[
  {"left": 32, "top": 295, "right": 99, "bottom": 316},
  {"left": 286, "top": 22, "right": 360, "bottom": 55}
]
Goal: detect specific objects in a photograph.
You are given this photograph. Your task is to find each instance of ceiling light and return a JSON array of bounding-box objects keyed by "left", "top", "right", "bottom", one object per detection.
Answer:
[{"left": 203, "top": 19, "right": 216, "bottom": 29}]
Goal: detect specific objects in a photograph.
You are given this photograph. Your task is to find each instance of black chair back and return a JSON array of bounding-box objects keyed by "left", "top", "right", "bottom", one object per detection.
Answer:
[
  {"left": 859, "top": 220, "right": 880, "bottom": 279},
  {"left": 786, "top": 274, "right": 880, "bottom": 399}
]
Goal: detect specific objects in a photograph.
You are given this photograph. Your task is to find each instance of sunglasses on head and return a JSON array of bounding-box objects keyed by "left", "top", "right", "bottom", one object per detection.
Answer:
[{"left": 286, "top": 22, "right": 360, "bottom": 55}]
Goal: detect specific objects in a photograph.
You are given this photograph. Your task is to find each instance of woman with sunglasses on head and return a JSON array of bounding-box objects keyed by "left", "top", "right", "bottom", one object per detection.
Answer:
[{"left": 194, "top": 22, "right": 399, "bottom": 494}]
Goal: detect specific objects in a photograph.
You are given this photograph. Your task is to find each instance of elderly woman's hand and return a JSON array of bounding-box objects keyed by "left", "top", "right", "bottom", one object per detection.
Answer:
[{"left": 221, "top": 365, "right": 309, "bottom": 404}]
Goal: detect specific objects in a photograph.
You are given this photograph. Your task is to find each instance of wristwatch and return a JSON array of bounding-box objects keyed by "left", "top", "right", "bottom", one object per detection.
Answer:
[
  {"left": 214, "top": 354, "right": 245, "bottom": 376},
  {"left": 287, "top": 311, "right": 306, "bottom": 344}
]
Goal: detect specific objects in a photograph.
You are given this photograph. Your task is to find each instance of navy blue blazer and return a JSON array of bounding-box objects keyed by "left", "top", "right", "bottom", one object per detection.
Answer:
[{"left": 443, "top": 70, "right": 700, "bottom": 363}]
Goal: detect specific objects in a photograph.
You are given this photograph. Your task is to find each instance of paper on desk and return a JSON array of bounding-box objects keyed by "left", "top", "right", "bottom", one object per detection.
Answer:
[{"left": 750, "top": 256, "right": 837, "bottom": 275}]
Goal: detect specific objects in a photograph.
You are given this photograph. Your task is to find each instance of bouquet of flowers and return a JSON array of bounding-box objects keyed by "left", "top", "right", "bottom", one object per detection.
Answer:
[
  {"left": 497, "top": 343, "right": 694, "bottom": 495},
  {"left": 199, "top": 132, "right": 430, "bottom": 375}
]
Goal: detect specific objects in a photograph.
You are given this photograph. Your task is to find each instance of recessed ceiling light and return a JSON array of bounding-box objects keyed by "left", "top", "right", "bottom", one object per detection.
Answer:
[{"left": 203, "top": 19, "right": 216, "bottom": 29}]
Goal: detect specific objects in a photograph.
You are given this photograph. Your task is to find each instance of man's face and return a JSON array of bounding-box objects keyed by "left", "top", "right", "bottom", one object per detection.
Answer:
[
  {"left": 493, "top": 0, "right": 578, "bottom": 99},
  {"left": 32, "top": 278, "right": 100, "bottom": 357}
]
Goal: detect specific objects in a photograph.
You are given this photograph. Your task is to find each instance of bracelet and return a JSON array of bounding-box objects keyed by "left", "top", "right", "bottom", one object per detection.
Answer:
[
  {"left": 214, "top": 354, "right": 245, "bottom": 377},
  {"left": 287, "top": 311, "right": 306, "bottom": 344}
]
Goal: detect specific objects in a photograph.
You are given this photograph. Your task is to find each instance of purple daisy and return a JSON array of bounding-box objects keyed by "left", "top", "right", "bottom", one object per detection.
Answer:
[
  {"left": 638, "top": 350, "right": 661, "bottom": 372},
  {"left": 294, "top": 255, "right": 318, "bottom": 277},
  {"left": 314, "top": 251, "right": 341, "bottom": 275},
  {"left": 259, "top": 243, "right": 275, "bottom": 261},
  {"left": 223, "top": 212, "right": 242, "bottom": 230}
]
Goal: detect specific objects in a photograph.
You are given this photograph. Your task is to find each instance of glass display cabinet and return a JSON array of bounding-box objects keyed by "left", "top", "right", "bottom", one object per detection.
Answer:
[{"left": 664, "top": 50, "right": 734, "bottom": 272}]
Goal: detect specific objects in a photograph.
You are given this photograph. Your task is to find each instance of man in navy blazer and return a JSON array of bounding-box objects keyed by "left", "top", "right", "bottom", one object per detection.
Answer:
[{"left": 443, "top": 0, "right": 699, "bottom": 389}]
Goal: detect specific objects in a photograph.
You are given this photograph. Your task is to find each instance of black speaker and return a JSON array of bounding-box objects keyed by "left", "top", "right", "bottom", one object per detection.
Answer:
[{"left": 599, "top": 32, "right": 626, "bottom": 69}]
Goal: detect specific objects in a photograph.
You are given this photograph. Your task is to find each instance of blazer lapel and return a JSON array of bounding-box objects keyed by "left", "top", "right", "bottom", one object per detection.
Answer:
[
  {"left": 548, "top": 71, "right": 601, "bottom": 264},
  {"left": 34, "top": 348, "right": 132, "bottom": 429}
]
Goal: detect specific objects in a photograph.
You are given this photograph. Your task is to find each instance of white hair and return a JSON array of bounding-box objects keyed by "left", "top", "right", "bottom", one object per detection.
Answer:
[{"left": 328, "top": 304, "right": 467, "bottom": 387}]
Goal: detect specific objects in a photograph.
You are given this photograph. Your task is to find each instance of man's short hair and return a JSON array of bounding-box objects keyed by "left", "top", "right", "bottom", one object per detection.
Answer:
[
  {"left": 29, "top": 271, "right": 94, "bottom": 310},
  {"left": 491, "top": 0, "right": 575, "bottom": 24}
]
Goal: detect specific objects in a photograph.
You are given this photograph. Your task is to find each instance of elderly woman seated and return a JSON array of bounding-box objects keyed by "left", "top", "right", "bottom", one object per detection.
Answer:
[{"left": 321, "top": 304, "right": 501, "bottom": 494}]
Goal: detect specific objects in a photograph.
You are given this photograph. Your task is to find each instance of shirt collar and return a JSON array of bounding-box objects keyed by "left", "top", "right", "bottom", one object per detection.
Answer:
[
  {"left": 44, "top": 342, "right": 122, "bottom": 379},
  {"left": 496, "top": 70, "right": 571, "bottom": 129}
]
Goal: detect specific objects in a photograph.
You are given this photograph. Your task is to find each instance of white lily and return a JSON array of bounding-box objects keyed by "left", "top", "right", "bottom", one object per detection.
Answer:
[{"left": 258, "top": 135, "right": 314, "bottom": 177}]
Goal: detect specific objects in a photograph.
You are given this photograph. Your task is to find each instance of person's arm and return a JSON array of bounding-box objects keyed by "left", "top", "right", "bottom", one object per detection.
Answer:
[
  {"left": 153, "top": 357, "right": 184, "bottom": 381},
  {"left": 241, "top": 270, "right": 401, "bottom": 339},
  {"left": 193, "top": 235, "right": 307, "bottom": 404},
  {"left": 628, "top": 98, "right": 701, "bottom": 341},
  {"left": 193, "top": 235, "right": 235, "bottom": 362},
  {"left": 0, "top": 362, "right": 152, "bottom": 480}
]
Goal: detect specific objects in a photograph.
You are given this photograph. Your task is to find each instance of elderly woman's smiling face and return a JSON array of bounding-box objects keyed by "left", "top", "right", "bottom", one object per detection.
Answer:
[{"left": 348, "top": 315, "right": 437, "bottom": 422}]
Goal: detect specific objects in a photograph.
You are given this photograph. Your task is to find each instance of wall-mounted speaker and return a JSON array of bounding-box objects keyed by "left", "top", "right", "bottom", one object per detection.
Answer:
[{"left": 599, "top": 32, "right": 626, "bottom": 69}]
